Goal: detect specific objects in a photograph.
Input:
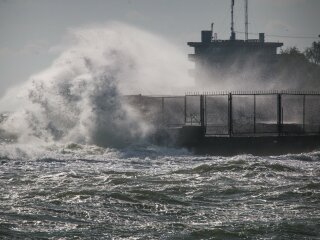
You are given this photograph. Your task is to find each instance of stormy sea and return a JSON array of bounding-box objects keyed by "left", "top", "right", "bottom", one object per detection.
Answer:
[
  {"left": 0, "top": 23, "right": 319, "bottom": 239},
  {"left": 0, "top": 144, "right": 320, "bottom": 239}
]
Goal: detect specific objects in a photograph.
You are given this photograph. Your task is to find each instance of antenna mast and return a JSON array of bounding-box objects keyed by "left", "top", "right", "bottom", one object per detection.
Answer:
[
  {"left": 211, "top": 22, "right": 214, "bottom": 41},
  {"left": 230, "top": 0, "right": 235, "bottom": 40},
  {"left": 245, "top": 0, "right": 248, "bottom": 41}
]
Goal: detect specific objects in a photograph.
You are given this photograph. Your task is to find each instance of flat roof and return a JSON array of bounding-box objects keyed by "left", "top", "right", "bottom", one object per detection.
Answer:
[{"left": 188, "top": 40, "right": 283, "bottom": 48}]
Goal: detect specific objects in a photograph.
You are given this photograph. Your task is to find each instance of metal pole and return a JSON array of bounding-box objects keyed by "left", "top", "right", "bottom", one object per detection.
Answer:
[
  {"left": 205, "top": 95, "right": 207, "bottom": 129},
  {"left": 200, "top": 95, "right": 203, "bottom": 127},
  {"left": 245, "top": 0, "right": 249, "bottom": 41},
  {"left": 184, "top": 95, "right": 187, "bottom": 125},
  {"left": 230, "top": 0, "right": 235, "bottom": 40},
  {"left": 277, "top": 94, "right": 282, "bottom": 136},
  {"left": 303, "top": 95, "right": 306, "bottom": 133},
  {"left": 161, "top": 97, "right": 165, "bottom": 126},
  {"left": 228, "top": 93, "right": 233, "bottom": 137},
  {"left": 200, "top": 95, "right": 205, "bottom": 135},
  {"left": 253, "top": 94, "right": 256, "bottom": 134},
  {"left": 231, "top": 0, "right": 234, "bottom": 34}
]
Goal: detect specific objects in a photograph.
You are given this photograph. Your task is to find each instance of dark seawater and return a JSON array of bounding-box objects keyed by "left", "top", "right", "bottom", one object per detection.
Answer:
[{"left": 0, "top": 143, "right": 320, "bottom": 239}]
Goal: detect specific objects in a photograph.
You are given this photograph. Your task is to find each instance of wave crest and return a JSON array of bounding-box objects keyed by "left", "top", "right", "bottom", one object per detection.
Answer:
[{"left": 0, "top": 22, "right": 192, "bottom": 147}]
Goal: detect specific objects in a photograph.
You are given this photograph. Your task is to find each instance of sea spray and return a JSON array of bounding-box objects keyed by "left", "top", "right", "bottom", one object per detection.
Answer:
[{"left": 0, "top": 22, "right": 193, "bottom": 147}]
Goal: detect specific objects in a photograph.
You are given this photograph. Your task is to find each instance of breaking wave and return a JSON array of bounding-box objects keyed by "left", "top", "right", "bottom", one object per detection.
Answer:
[{"left": 0, "top": 22, "right": 192, "bottom": 147}]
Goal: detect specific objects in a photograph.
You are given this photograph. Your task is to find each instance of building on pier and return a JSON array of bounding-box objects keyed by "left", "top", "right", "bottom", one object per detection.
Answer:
[{"left": 188, "top": 0, "right": 283, "bottom": 84}]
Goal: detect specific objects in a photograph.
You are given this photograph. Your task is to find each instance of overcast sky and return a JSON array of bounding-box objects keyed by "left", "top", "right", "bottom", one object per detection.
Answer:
[{"left": 0, "top": 0, "right": 319, "bottom": 96}]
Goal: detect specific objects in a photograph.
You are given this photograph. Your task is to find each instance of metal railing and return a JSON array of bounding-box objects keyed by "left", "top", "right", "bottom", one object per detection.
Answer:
[{"left": 125, "top": 91, "right": 320, "bottom": 137}]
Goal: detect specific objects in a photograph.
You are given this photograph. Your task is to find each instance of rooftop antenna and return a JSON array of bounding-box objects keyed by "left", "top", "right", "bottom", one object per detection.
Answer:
[
  {"left": 211, "top": 22, "right": 214, "bottom": 41},
  {"left": 245, "top": 0, "right": 248, "bottom": 41},
  {"left": 230, "top": 0, "right": 236, "bottom": 40}
]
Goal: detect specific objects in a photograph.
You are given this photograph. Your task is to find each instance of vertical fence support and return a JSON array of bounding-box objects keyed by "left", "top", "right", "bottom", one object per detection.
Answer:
[
  {"left": 184, "top": 95, "right": 187, "bottom": 125},
  {"left": 277, "top": 93, "right": 282, "bottom": 136},
  {"left": 303, "top": 94, "right": 306, "bottom": 133},
  {"left": 200, "top": 95, "right": 205, "bottom": 135},
  {"left": 253, "top": 94, "right": 256, "bottom": 134},
  {"left": 161, "top": 97, "right": 165, "bottom": 127},
  {"left": 228, "top": 93, "right": 233, "bottom": 137},
  {"left": 205, "top": 95, "right": 207, "bottom": 128}
]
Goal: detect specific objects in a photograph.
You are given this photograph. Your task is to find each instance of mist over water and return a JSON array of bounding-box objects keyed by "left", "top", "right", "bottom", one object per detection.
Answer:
[{"left": 0, "top": 22, "right": 193, "bottom": 147}]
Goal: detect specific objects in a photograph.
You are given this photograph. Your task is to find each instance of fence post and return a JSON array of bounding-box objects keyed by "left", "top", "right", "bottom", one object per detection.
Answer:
[
  {"left": 277, "top": 93, "right": 282, "bottom": 136},
  {"left": 228, "top": 93, "right": 233, "bottom": 137},
  {"left": 200, "top": 95, "right": 205, "bottom": 135},
  {"left": 253, "top": 94, "right": 256, "bottom": 134},
  {"left": 303, "top": 95, "right": 306, "bottom": 133},
  {"left": 161, "top": 97, "right": 165, "bottom": 127},
  {"left": 184, "top": 95, "right": 187, "bottom": 125},
  {"left": 205, "top": 95, "right": 207, "bottom": 128}
]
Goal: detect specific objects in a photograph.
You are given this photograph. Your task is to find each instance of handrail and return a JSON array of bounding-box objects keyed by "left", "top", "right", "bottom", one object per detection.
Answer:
[{"left": 186, "top": 90, "right": 320, "bottom": 96}]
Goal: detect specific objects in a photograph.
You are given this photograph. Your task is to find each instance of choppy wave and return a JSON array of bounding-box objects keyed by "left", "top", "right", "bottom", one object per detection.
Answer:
[
  {"left": 0, "top": 144, "right": 319, "bottom": 239},
  {"left": 0, "top": 22, "right": 192, "bottom": 148}
]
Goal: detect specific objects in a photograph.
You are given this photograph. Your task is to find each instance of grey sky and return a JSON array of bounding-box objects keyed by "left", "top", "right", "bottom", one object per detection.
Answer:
[{"left": 0, "top": 0, "right": 319, "bottom": 96}]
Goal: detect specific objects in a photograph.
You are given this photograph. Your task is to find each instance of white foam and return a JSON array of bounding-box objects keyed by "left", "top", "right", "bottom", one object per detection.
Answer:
[{"left": 0, "top": 22, "right": 193, "bottom": 147}]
